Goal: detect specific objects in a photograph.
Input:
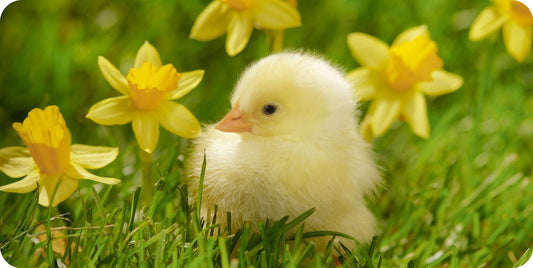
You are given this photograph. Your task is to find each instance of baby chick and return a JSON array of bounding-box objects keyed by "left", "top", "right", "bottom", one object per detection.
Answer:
[{"left": 186, "top": 51, "right": 381, "bottom": 250}]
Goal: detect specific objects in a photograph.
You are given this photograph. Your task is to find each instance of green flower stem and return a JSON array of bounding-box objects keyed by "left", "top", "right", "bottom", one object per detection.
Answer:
[
  {"left": 267, "top": 30, "right": 284, "bottom": 54},
  {"left": 46, "top": 204, "right": 54, "bottom": 265},
  {"left": 466, "top": 41, "right": 495, "bottom": 191},
  {"left": 46, "top": 182, "right": 61, "bottom": 266},
  {"left": 476, "top": 42, "right": 495, "bottom": 125},
  {"left": 140, "top": 149, "right": 153, "bottom": 205}
]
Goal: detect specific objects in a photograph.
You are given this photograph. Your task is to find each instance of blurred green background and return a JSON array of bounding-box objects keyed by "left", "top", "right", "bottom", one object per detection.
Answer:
[
  {"left": 1, "top": 0, "right": 505, "bottom": 140},
  {"left": 1, "top": 0, "right": 532, "bottom": 266}
]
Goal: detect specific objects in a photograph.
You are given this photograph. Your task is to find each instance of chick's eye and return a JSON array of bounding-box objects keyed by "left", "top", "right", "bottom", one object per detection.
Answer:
[{"left": 262, "top": 104, "right": 278, "bottom": 116}]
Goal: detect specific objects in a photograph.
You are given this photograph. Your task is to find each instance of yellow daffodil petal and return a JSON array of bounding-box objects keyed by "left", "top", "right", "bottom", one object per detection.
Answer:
[
  {"left": 393, "top": 25, "right": 430, "bottom": 45},
  {"left": 190, "top": 1, "right": 232, "bottom": 41},
  {"left": 346, "top": 68, "right": 377, "bottom": 101},
  {"left": 469, "top": 6, "right": 506, "bottom": 41},
  {"left": 157, "top": 101, "right": 201, "bottom": 139},
  {"left": 417, "top": 70, "right": 463, "bottom": 96},
  {"left": 38, "top": 174, "right": 78, "bottom": 207},
  {"left": 70, "top": 145, "right": 118, "bottom": 169},
  {"left": 0, "top": 147, "right": 34, "bottom": 178},
  {"left": 370, "top": 98, "right": 401, "bottom": 137},
  {"left": 0, "top": 170, "right": 39, "bottom": 193},
  {"left": 134, "top": 41, "right": 163, "bottom": 69},
  {"left": 87, "top": 96, "right": 135, "bottom": 125},
  {"left": 255, "top": 0, "right": 301, "bottom": 29},
  {"left": 402, "top": 92, "right": 429, "bottom": 139},
  {"left": 502, "top": 20, "right": 532, "bottom": 62},
  {"left": 167, "top": 70, "right": 205, "bottom": 100},
  {"left": 65, "top": 163, "right": 120, "bottom": 185},
  {"left": 347, "top": 33, "right": 390, "bottom": 68},
  {"left": 226, "top": 13, "right": 253, "bottom": 56},
  {"left": 98, "top": 56, "right": 129, "bottom": 96},
  {"left": 132, "top": 112, "right": 160, "bottom": 154}
]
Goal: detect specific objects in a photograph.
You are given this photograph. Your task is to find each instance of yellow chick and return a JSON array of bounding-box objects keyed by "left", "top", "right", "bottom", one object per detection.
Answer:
[{"left": 186, "top": 51, "right": 381, "bottom": 250}]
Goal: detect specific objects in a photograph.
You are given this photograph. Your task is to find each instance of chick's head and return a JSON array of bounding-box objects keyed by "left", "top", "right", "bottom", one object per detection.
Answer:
[{"left": 216, "top": 52, "right": 357, "bottom": 139}]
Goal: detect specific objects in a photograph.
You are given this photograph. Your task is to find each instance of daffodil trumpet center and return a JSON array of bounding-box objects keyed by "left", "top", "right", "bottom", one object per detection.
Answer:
[
  {"left": 219, "top": 0, "right": 254, "bottom": 11},
  {"left": 385, "top": 35, "right": 443, "bottom": 91},
  {"left": 127, "top": 62, "right": 181, "bottom": 111},
  {"left": 12, "top": 106, "right": 71, "bottom": 175}
]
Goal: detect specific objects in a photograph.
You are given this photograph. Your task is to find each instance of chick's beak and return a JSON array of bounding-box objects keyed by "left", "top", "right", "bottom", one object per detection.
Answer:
[{"left": 215, "top": 104, "right": 253, "bottom": 133}]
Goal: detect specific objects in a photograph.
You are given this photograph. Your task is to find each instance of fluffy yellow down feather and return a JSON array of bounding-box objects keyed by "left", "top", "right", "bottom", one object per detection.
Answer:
[{"left": 186, "top": 51, "right": 381, "bottom": 250}]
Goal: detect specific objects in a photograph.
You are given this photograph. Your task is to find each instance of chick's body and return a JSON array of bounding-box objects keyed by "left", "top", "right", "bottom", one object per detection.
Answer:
[{"left": 187, "top": 52, "right": 381, "bottom": 249}]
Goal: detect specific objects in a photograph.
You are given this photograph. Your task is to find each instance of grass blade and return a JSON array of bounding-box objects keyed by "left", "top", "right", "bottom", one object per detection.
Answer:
[
  {"left": 91, "top": 186, "right": 107, "bottom": 224},
  {"left": 129, "top": 187, "right": 142, "bottom": 231},
  {"left": 196, "top": 152, "right": 207, "bottom": 223},
  {"left": 282, "top": 208, "right": 315, "bottom": 232},
  {"left": 513, "top": 248, "right": 532, "bottom": 268}
]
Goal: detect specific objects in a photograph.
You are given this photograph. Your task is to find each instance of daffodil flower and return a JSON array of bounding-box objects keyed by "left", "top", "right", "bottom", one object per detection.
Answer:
[
  {"left": 469, "top": 0, "right": 533, "bottom": 62},
  {"left": 0, "top": 106, "right": 119, "bottom": 207},
  {"left": 87, "top": 41, "right": 203, "bottom": 153},
  {"left": 346, "top": 25, "right": 464, "bottom": 140},
  {"left": 190, "top": 0, "right": 301, "bottom": 56}
]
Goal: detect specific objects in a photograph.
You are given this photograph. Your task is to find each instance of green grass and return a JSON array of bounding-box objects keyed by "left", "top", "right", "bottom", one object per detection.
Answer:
[{"left": 1, "top": 0, "right": 533, "bottom": 267}]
